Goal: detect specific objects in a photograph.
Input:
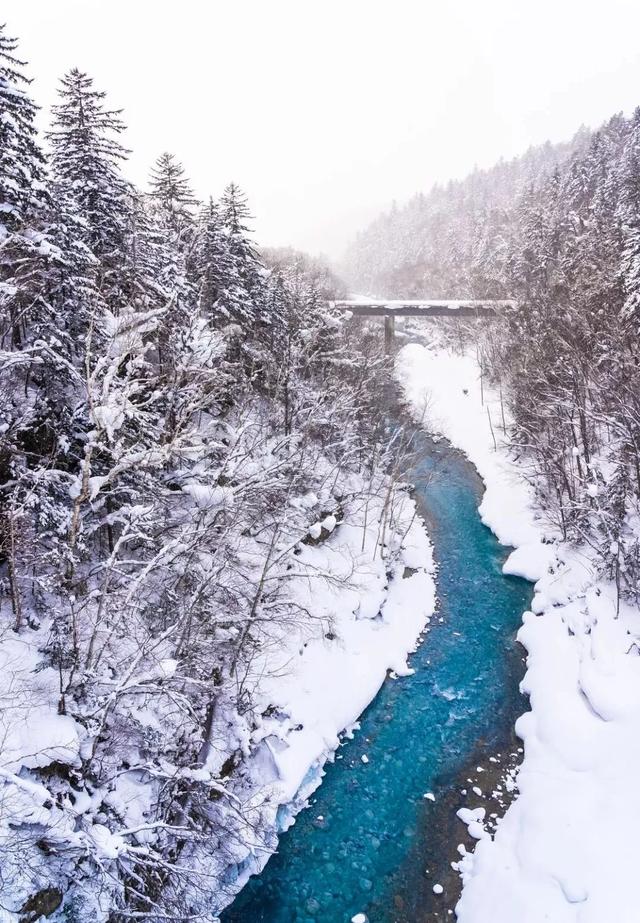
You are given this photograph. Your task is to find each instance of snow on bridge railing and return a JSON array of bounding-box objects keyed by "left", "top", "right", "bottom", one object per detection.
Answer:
[{"left": 329, "top": 299, "right": 516, "bottom": 317}]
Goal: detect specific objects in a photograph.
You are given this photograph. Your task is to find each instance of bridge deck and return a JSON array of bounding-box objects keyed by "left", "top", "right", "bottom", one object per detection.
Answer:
[{"left": 331, "top": 299, "right": 514, "bottom": 317}]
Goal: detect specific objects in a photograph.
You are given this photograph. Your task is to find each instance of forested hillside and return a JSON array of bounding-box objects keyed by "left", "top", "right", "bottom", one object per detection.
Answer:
[
  {"left": 343, "top": 132, "right": 590, "bottom": 299},
  {"left": 0, "top": 26, "right": 433, "bottom": 921},
  {"left": 347, "top": 110, "right": 640, "bottom": 606}
]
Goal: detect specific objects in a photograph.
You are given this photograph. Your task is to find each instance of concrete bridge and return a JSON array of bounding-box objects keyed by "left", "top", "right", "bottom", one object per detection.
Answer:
[{"left": 330, "top": 299, "right": 514, "bottom": 350}]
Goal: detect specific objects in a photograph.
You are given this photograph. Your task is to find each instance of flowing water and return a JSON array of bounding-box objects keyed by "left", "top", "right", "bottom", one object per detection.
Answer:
[{"left": 222, "top": 428, "right": 533, "bottom": 923}]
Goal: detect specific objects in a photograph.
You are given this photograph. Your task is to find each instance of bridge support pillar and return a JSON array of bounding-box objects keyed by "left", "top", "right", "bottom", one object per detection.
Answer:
[{"left": 384, "top": 314, "right": 395, "bottom": 353}]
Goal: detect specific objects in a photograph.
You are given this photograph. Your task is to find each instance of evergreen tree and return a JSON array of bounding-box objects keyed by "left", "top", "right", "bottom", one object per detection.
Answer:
[
  {"left": 121, "top": 186, "right": 171, "bottom": 313},
  {"left": 0, "top": 25, "right": 47, "bottom": 234},
  {"left": 0, "top": 32, "right": 106, "bottom": 631},
  {"left": 0, "top": 24, "right": 49, "bottom": 348},
  {"left": 220, "top": 181, "right": 268, "bottom": 325},
  {"left": 47, "top": 68, "right": 134, "bottom": 311},
  {"left": 193, "top": 196, "right": 237, "bottom": 321},
  {"left": 0, "top": 25, "right": 51, "bottom": 625},
  {"left": 617, "top": 108, "right": 640, "bottom": 323},
  {"left": 149, "top": 151, "right": 198, "bottom": 237}
]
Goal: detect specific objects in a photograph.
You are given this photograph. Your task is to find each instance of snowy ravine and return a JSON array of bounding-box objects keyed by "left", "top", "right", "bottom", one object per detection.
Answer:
[{"left": 397, "top": 343, "right": 640, "bottom": 923}]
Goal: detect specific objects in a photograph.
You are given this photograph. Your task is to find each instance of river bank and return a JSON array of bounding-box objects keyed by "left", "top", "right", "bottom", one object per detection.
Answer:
[{"left": 409, "top": 735, "right": 523, "bottom": 921}]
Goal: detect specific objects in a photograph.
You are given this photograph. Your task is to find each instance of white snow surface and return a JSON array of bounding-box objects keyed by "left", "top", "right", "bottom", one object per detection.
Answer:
[
  {"left": 397, "top": 344, "right": 640, "bottom": 923},
  {"left": 0, "top": 639, "right": 82, "bottom": 775}
]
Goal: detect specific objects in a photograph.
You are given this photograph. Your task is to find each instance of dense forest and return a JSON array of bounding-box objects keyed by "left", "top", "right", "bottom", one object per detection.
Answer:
[
  {"left": 346, "top": 112, "right": 640, "bottom": 607},
  {"left": 0, "top": 25, "right": 426, "bottom": 921}
]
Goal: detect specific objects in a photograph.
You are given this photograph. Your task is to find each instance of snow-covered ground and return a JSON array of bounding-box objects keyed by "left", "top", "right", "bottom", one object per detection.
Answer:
[
  {"left": 397, "top": 343, "right": 640, "bottom": 923},
  {"left": 251, "top": 508, "right": 436, "bottom": 813}
]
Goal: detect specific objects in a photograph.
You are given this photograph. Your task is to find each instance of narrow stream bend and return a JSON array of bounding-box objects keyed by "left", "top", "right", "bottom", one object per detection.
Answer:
[{"left": 222, "top": 428, "right": 533, "bottom": 922}]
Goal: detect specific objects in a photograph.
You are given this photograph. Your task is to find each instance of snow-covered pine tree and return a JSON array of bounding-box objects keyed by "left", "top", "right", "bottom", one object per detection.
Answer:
[
  {"left": 48, "top": 68, "right": 134, "bottom": 313},
  {"left": 120, "top": 186, "right": 172, "bottom": 314},
  {"left": 192, "top": 196, "right": 236, "bottom": 321},
  {"left": 0, "top": 27, "right": 101, "bottom": 630},
  {"left": 0, "top": 24, "right": 52, "bottom": 625},
  {"left": 149, "top": 151, "right": 198, "bottom": 239},
  {"left": 617, "top": 108, "right": 640, "bottom": 324},
  {"left": 0, "top": 25, "right": 47, "bottom": 234},
  {"left": 220, "top": 182, "right": 270, "bottom": 327},
  {"left": 0, "top": 23, "right": 49, "bottom": 348},
  {"left": 197, "top": 182, "right": 283, "bottom": 381},
  {"left": 144, "top": 153, "right": 208, "bottom": 385}
]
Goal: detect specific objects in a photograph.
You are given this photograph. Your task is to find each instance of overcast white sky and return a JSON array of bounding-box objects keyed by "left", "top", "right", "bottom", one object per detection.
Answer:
[{"left": 6, "top": 0, "right": 640, "bottom": 259}]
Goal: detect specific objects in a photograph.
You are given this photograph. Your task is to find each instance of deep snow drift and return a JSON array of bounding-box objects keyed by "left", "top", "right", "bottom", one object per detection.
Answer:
[{"left": 397, "top": 343, "right": 640, "bottom": 923}]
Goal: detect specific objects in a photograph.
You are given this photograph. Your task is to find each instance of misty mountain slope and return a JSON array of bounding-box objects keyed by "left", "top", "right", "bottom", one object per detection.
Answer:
[{"left": 343, "top": 130, "right": 591, "bottom": 298}]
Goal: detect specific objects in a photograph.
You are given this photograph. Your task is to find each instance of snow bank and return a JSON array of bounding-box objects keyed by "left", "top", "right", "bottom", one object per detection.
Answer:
[
  {"left": 0, "top": 639, "right": 83, "bottom": 775},
  {"left": 253, "top": 510, "right": 435, "bottom": 808},
  {"left": 397, "top": 345, "right": 550, "bottom": 573},
  {"left": 397, "top": 344, "right": 640, "bottom": 923},
  {"left": 219, "top": 473, "right": 437, "bottom": 902}
]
